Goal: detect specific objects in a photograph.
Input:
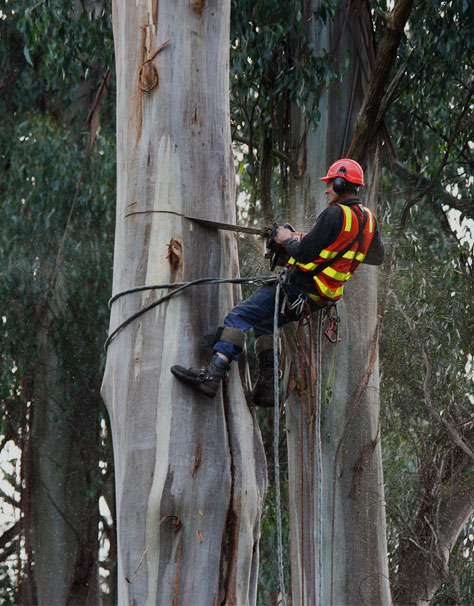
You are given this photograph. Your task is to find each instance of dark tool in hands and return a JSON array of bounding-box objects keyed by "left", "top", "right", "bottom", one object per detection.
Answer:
[{"left": 185, "top": 216, "right": 293, "bottom": 271}]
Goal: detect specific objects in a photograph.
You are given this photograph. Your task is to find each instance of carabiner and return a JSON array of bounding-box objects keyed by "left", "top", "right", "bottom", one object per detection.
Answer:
[
  {"left": 325, "top": 317, "right": 341, "bottom": 343},
  {"left": 325, "top": 304, "right": 341, "bottom": 343}
]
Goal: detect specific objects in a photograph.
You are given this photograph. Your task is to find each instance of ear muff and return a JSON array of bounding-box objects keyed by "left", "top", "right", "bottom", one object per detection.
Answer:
[{"left": 333, "top": 176, "right": 346, "bottom": 194}]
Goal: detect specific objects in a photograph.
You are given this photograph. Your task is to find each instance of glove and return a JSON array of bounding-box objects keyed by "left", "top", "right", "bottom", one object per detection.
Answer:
[
  {"left": 265, "top": 223, "right": 295, "bottom": 271},
  {"left": 266, "top": 223, "right": 295, "bottom": 252}
]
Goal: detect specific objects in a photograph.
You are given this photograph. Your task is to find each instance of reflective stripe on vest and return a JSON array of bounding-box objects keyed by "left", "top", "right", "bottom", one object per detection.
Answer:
[
  {"left": 314, "top": 275, "right": 344, "bottom": 299},
  {"left": 363, "top": 206, "right": 374, "bottom": 233},
  {"left": 342, "top": 204, "right": 352, "bottom": 232}
]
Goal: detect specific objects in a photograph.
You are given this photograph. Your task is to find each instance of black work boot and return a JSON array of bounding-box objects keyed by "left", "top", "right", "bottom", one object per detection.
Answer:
[
  {"left": 171, "top": 354, "right": 230, "bottom": 398},
  {"left": 251, "top": 335, "right": 275, "bottom": 408}
]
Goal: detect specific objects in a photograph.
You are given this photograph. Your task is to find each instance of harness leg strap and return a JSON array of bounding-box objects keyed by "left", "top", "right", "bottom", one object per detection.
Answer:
[{"left": 219, "top": 326, "right": 246, "bottom": 352}]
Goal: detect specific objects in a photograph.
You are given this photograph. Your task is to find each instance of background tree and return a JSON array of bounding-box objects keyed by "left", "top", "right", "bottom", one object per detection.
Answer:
[
  {"left": 0, "top": 1, "right": 116, "bottom": 603},
  {"left": 377, "top": 1, "right": 474, "bottom": 601},
  {"left": 230, "top": 0, "right": 473, "bottom": 603}
]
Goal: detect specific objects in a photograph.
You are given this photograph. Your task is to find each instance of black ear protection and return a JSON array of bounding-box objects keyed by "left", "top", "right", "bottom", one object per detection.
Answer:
[
  {"left": 333, "top": 176, "right": 347, "bottom": 193},
  {"left": 332, "top": 165, "right": 348, "bottom": 194}
]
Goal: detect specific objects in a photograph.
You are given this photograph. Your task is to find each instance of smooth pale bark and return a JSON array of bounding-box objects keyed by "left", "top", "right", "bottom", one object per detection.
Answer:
[
  {"left": 101, "top": 2, "right": 266, "bottom": 604},
  {"left": 283, "top": 2, "right": 390, "bottom": 604}
]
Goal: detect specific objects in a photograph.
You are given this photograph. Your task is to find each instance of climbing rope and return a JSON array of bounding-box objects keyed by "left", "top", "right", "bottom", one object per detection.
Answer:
[
  {"left": 273, "top": 279, "right": 287, "bottom": 606},
  {"left": 314, "top": 310, "right": 324, "bottom": 606},
  {"left": 105, "top": 275, "right": 277, "bottom": 349}
]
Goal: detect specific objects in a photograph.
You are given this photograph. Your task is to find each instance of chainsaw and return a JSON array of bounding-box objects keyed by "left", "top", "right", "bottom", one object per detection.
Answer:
[{"left": 185, "top": 215, "right": 294, "bottom": 271}]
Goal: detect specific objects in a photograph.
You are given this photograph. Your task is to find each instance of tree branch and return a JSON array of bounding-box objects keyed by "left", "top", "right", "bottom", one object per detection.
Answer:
[
  {"left": 393, "top": 294, "right": 474, "bottom": 463},
  {"left": 348, "top": 0, "right": 415, "bottom": 164},
  {"left": 392, "top": 159, "right": 474, "bottom": 221},
  {"left": 232, "top": 133, "right": 300, "bottom": 177}
]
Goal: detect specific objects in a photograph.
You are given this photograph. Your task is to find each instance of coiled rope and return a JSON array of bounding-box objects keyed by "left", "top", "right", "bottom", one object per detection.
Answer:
[{"left": 105, "top": 275, "right": 277, "bottom": 350}]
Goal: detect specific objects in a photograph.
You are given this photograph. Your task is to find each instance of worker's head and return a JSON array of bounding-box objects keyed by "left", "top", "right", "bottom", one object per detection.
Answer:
[{"left": 320, "top": 159, "right": 364, "bottom": 203}]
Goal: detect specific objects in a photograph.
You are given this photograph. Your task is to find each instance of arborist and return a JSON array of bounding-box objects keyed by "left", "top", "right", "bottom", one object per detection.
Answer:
[{"left": 171, "top": 158, "right": 384, "bottom": 406}]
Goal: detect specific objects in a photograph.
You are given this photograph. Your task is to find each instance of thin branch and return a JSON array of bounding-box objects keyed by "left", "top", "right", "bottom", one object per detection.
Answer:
[
  {"left": 0, "top": 522, "right": 20, "bottom": 551},
  {"left": 393, "top": 293, "right": 474, "bottom": 463},
  {"left": 392, "top": 160, "right": 474, "bottom": 221},
  {"left": 232, "top": 133, "right": 300, "bottom": 176}
]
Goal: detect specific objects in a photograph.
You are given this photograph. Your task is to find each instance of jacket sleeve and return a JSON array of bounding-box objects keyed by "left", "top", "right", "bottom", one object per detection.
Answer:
[
  {"left": 282, "top": 205, "right": 342, "bottom": 263},
  {"left": 363, "top": 219, "right": 385, "bottom": 265}
]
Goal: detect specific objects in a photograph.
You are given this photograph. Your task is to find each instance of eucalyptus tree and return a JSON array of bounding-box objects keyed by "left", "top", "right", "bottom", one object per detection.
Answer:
[
  {"left": 377, "top": 0, "right": 474, "bottom": 602},
  {"left": 230, "top": 0, "right": 473, "bottom": 603},
  {"left": 101, "top": 2, "right": 266, "bottom": 604}
]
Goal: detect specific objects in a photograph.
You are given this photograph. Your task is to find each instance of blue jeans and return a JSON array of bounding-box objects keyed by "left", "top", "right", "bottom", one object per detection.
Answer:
[{"left": 213, "top": 284, "right": 321, "bottom": 360}]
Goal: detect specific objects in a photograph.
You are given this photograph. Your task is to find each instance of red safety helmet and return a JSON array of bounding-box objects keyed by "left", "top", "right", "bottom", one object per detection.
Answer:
[{"left": 320, "top": 158, "right": 364, "bottom": 186}]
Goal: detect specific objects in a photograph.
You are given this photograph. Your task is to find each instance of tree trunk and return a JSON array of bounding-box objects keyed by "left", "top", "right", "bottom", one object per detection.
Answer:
[
  {"left": 283, "top": 2, "right": 391, "bottom": 604},
  {"left": 392, "top": 461, "right": 474, "bottom": 605},
  {"left": 30, "top": 319, "right": 100, "bottom": 605},
  {"left": 101, "top": 2, "right": 266, "bottom": 604}
]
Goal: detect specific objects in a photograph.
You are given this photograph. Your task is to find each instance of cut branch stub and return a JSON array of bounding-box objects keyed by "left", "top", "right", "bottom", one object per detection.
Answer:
[{"left": 139, "top": 39, "right": 170, "bottom": 93}]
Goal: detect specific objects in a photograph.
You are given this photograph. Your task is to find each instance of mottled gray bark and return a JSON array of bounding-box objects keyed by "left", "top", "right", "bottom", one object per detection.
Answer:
[
  {"left": 283, "top": 2, "right": 391, "bottom": 604},
  {"left": 101, "top": 2, "right": 266, "bottom": 604},
  {"left": 30, "top": 320, "right": 100, "bottom": 605},
  {"left": 392, "top": 475, "right": 474, "bottom": 606}
]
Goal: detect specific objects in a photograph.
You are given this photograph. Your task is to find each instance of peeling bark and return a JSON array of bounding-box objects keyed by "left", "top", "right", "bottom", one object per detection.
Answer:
[{"left": 102, "top": 2, "right": 266, "bottom": 604}]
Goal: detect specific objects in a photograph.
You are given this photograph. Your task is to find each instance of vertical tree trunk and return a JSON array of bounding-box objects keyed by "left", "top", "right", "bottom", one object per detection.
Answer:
[
  {"left": 101, "top": 2, "right": 266, "bottom": 604},
  {"left": 283, "top": 2, "right": 390, "bottom": 604},
  {"left": 30, "top": 318, "right": 100, "bottom": 606}
]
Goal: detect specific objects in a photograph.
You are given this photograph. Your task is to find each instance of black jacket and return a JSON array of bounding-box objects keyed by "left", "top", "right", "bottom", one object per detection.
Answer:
[
  {"left": 282, "top": 199, "right": 384, "bottom": 296},
  {"left": 283, "top": 198, "right": 384, "bottom": 265}
]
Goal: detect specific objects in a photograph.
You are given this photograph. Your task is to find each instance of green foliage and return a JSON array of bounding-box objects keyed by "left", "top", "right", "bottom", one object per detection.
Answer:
[
  {"left": 382, "top": 0, "right": 474, "bottom": 207},
  {"left": 231, "top": 0, "right": 335, "bottom": 128},
  {"left": 0, "top": 109, "right": 115, "bottom": 411},
  {"left": 230, "top": 0, "right": 338, "bottom": 222},
  {"left": 0, "top": 0, "right": 115, "bottom": 600},
  {"left": 380, "top": 193, "right": 474, "bottom": 600},
  {"left": 2, "top": 0, "right": 114, "bottom": 115}
]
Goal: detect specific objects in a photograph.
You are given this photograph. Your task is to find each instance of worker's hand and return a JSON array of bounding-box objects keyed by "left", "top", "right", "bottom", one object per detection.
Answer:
[{"left": 274, "top": 226, "right": 294, "bottom": 244}]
